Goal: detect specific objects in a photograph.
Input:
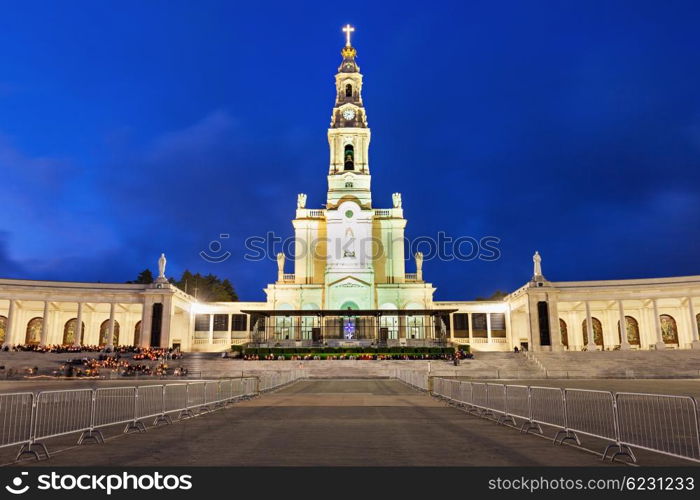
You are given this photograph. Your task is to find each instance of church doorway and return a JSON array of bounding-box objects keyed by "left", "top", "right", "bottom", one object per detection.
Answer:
[{"left": 340, "top": 301, "right": 359, "bottom": 340}]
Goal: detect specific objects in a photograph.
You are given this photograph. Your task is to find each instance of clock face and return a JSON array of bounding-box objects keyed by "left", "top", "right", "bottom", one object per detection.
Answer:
[{"left": 342, "top": 109, "right": 355, "bottom": 120}]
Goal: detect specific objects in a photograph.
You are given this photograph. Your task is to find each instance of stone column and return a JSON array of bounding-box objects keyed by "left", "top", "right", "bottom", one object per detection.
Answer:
[
  {"left": 40, "top": 301, "right": 50, "bottom": 347},
  {"left": 74, "top": 302, "right": 83, "bottom": 347},
  {"left": 3, "top": 299, "right": 17, "bottom": 348},
  {"left": 468, "top": 312, "right": 474, "bottom": 346},
  {"left": 652, "top": 299, "right": 666, "bottom": 350},
  {"left": 208, "top": 314, "right": 214, "bottom": 345},
  {"left": 585, "top": 301, "right": 596, "bottom": 351},
  {"left": 107, "top": 302, "right": 116, "bottom": 349},
  {"left": 618, "top": 300, "right": 631, "bottom": 350},
  {"left": 547, "top": 297, "right": 563, "bottom": 351},
  {"left": 139, "top": 300, "right": 153, "bottom": 348},
  {"left": 486, "top": 313, "right": 492, "bottom": 344},
  {"left": 687, "top": 297, "right": 700, "bottom": 349},
  {"left": 159, "top": 295, "right": 174, "bottom": 348}
]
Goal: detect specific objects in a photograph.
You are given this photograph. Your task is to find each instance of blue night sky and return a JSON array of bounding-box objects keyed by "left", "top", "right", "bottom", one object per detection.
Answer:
[{"left": 0, "top": 1, "right": 699, "bottom": 301}]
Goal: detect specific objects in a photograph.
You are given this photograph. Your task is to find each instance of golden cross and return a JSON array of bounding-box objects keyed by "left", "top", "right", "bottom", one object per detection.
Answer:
[{"left": 342, "top": 24, "right": 355, "bottom": 47}]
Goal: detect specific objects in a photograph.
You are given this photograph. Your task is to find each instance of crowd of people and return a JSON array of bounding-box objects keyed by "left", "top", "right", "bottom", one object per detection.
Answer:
[
  {"left": 4, "top": 344, "right": 104, "bottom": 353},
  {"left": 1, "top": 344, "right": 183, "bottom": 359},
  {"left": 0, "top": 344, "right": 188, "bottom": 378},
  {"left": 53, "top": 355, "right": 189, "bottom": 378}
]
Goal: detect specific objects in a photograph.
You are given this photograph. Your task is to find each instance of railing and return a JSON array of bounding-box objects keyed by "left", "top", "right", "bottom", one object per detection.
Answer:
[
  {"left": 396, "top": 369, "right": 429, "bottom": 391},
  {"left": 257, "top": 370, "right": 306, "bottom": 392},
  {"left": 307, "top": 209, "right": 325, "bottom": 218},
  {"left": 404, "top": 273, "right": 418, "bottom": 281},
  {"left": 3, "top": 372, "right": 305, "bottom": 462},
  {"left": 423, "top": 376, "right": 700, "bottom": 464},
  {"left": 282, "top": 274, "right": 295, "bottom": 282},
  {"left": 374, "top": 209, "right": 392, "bottom": 217}
]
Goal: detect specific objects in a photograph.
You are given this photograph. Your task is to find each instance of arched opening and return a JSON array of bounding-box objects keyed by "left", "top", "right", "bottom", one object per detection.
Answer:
[
  {"left": 99, "top": 320, "right": 120, "bottom": 346},
  {"left": 344, "top": 144, "right": 354, "bottom": 170},
  {"left": 405, "top": 302, "right": 424, "bottom": 340},
  {"left": 340, "top": 301, "right": 359, "bottom": 340},
  {"left": 301, "top": 303, "right": 319, "bottom": 340},
  {"left": 63, "top": 318, "right": 85, "bottom": 345},
  {"left": 617, "top": 316, "right": 640, "bottom": 346},
  {"left": 0, "top": 315, "right": 6, "bottom": 344},
  {"left": 134, "top": 321, "right": 142, "bottom": 346},
  {"left": 345, "top": 83, "right": 352, "bottom": 97},
  {"left": 582, "top": 317, "right": 604, "bottom": 347},
  {"left": 559, "top": 318, "right": 568, "bottom": 347},
  {"left": 659, "top": 314, "right": 678, "bottom": 345},
  {"left": 275, "top": 303, "right": 294, "bottom": 341},
  {"left": 25, "top": 317, "right": 43, "bottom": 345},
  {"left": 697, "top": 313, "right": 700, "bottom": 336},
  {"left": 380, "top": 303, "right": 398, "bottom": 341}
]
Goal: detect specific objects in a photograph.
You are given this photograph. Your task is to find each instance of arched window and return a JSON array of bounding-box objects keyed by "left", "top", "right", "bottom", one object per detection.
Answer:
[
  {"left": 582, "top": 317, "right": 604, "bottom": 347},
  {"left": 99, "top": 319, "right": 120, "bottom": 346},
  {"left": 0, "top": 315, "right": 6, "bottom": 344},
  {"left": 344, "top": 144, "right": 354, "bottom": 170},
  {"left": 134, "top": 321, "right": 142, "bottom": 346},
  {"left": 659, "top": 314, "right": 678, "bottom": 345},
  {"left": 345, "top": 84, "right": 352, "bottom": 97},
  {"left": 63, "top": 318, "right": 85, "bottom": 345},
  {"left": 559, "top": 318, "right": 568, "bottom": 347},
  {"left": 617, "top": 316, "right": 640, "bottom": 346},
  {"left": 25, "top": 317, "right": 43, "bottom": 345}
]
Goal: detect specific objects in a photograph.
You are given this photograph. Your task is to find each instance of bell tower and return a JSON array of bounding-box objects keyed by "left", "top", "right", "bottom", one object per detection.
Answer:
[{"left": 327, "top": 24, "right": 372, "bottom": 209}]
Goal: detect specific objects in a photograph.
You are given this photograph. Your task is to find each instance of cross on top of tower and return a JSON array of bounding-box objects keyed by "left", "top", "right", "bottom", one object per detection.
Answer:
[{"left": 342, "top": 24, "right": 355, "bottom": 47}]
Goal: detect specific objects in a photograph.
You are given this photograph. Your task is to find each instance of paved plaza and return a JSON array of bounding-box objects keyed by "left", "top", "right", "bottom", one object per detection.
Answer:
[{"left": 5, "top": 378, "right": 685, "bottom": 467}]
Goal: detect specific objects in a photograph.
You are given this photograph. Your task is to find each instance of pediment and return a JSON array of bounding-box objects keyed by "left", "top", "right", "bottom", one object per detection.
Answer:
[{"left": 328, "top": 275, "right": 371, "bottom": 288}]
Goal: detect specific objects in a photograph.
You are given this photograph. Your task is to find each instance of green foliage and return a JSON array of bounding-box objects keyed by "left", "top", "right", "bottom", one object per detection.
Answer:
[
  {"left": 171, "top": 270, "right": 238, "bottom": 302},
  {"left": 240, "top": 346, "right": 456, "bottom": 358},
  {"left": 475, "top": 290, "right": 508, "bottom": 301},
  {"left": 127, "top": 269, "right": 154, "bottom": 284}
]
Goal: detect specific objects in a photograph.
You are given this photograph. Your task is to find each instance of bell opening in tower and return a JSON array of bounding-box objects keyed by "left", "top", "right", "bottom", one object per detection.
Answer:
[
  {"left": 345, "top": 84, "right": 352, "bottom": 98},
  {"left": 344, "top": 144, "right": 354, "bottom": 170}
]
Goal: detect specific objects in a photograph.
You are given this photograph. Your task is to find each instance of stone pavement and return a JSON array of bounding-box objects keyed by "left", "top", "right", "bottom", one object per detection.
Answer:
[{"left": 14, "top": 379, "right": 628, "bottom": 467}]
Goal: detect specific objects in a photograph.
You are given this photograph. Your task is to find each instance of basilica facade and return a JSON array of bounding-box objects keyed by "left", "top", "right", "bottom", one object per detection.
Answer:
[{"left": 0, "top": 27, "right": 699, "bottom": 353}]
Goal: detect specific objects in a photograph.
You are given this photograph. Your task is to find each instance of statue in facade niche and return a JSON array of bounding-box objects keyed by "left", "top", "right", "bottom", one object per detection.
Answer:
[
  {"left": 297, "top": 193, "right": 307, "bottom": 209},
  {"left": 392, "top": 192, "right": 402, "bottom": 208}
]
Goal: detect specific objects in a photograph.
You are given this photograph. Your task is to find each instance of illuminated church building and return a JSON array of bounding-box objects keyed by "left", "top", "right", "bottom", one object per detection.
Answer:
[{"left": 1, "top": 26, "right": 700, "bottom": 353}]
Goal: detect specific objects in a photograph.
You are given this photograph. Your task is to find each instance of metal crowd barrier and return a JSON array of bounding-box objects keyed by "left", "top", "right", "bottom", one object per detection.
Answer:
[
  {"left": 396, "top": 370, "right": 430, "bottom": 391},
  {"left": 406, "top": 373, "right": 700, "bottom": 464},
  {"left": 3, "top": 373, "right": 307, "bottom": 462},
  {"left": 0, "top": 393, "right": 34, "bottom": 454},
  {"left": 257, "top": 370, "right": 305, "bottom": 392}
]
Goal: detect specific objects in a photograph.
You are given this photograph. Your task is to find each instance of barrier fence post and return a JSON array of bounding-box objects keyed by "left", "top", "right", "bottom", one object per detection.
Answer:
[
  {"left": 77, "top": 389, "right": 104, "bottom": 445},
  {"left": 154, "top": 385, "right": 171, "bottom": 426},
  {"left": 125, "top": 387, "right": 146, "bottom": 433}
]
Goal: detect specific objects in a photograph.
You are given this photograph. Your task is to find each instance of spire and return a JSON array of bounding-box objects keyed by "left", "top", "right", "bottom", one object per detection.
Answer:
[
  {"left": 342, "top": 24, "right": 355, "bottom": 47},
  {"left": 338, "top": 24, "right": 359, "bottom": 73}
]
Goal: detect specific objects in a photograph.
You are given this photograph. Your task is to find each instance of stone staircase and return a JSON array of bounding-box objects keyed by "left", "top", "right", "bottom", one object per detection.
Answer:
[
  {"left": 180, "top": 352, "right": 544, "bottom": 379},
  {"left": 529, "top": 350, "right": 700, "bottom": 379}
]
